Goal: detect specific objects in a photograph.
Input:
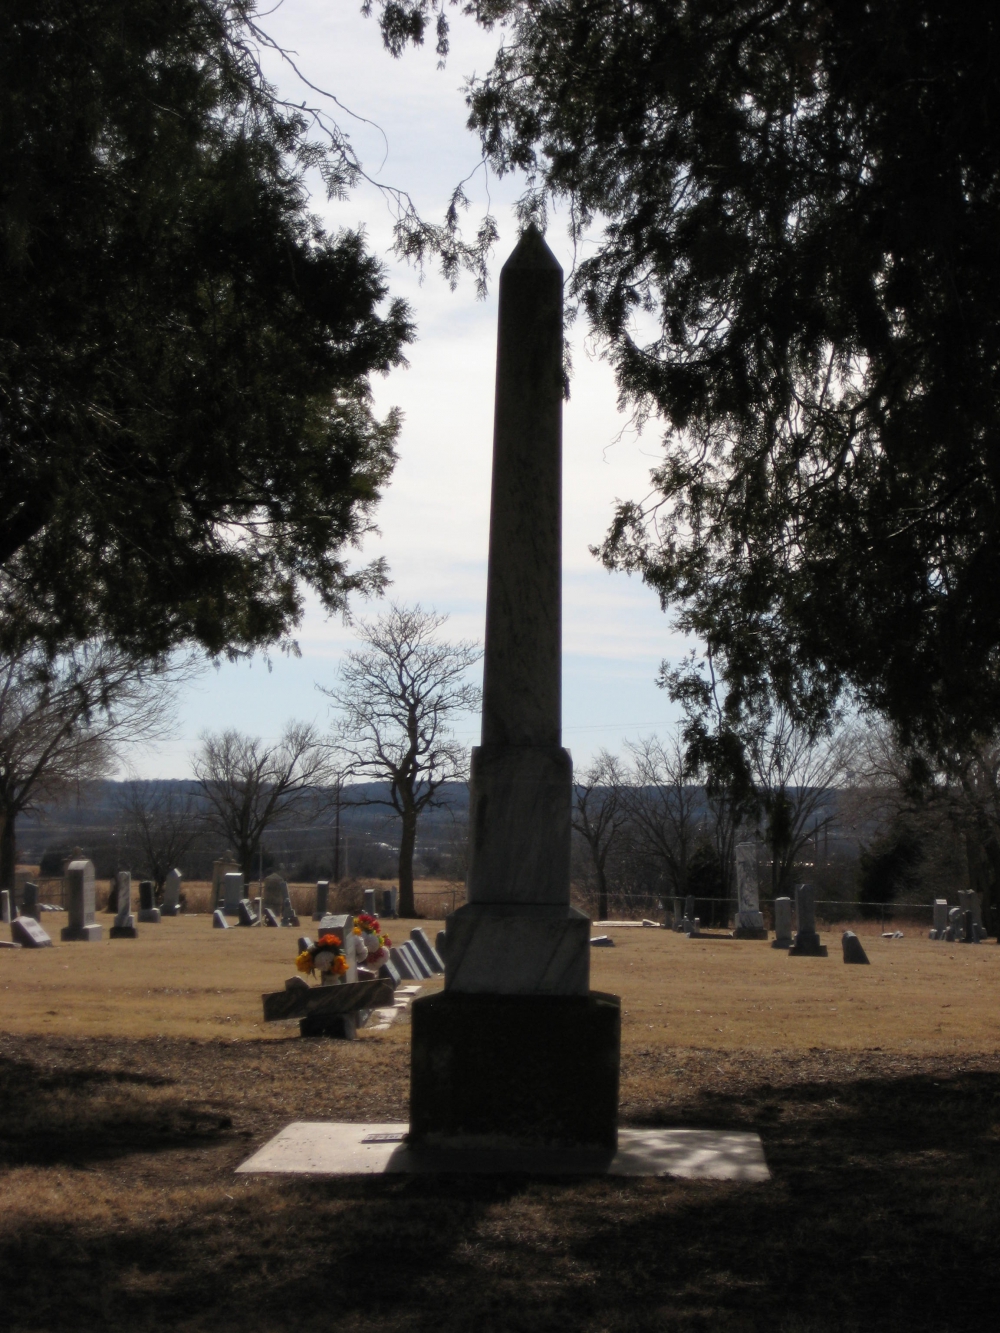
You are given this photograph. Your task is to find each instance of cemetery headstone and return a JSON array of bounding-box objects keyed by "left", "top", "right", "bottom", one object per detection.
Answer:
[
  {"left": 263, "top": 907, "right": 280, "bottom": 927},
  {"left": 436, "top": 929, "right": 447, "bottom": 959},
  {"left": 222, "top": 872, "right": 244, "bottom": 916},
  {"left": 930, "top": 898, "right": 949, "bottom": 939},
  {"left": 734, "top": 843, "right": 768, "bottom": 939},
  {"left": 318, "top": 913, "right": 359, "bottom": 982},
  {"left": 1, "top": 889, "right": 11, "bottom": 924},
  {"left": 281, "top": 890, "right": 299, "bottom": 927},
  {"left": 946, "top": 906, "right": 963, "bottom": 941},
  {"left": 212, "top": 909, "right": 229, "bottom": 929},
  {"left": 958, "top": 890, "right": 985, "bottom": 940},
  {"left": 12, "top": 916, "right": 52, "bottom": 948},
  {"left": 262, "top": 874, "right": 286, "bottom": 915},
  {"left": 389, "top": 945, "right": 418, "bottom": 981},
  {"left": 590, "top": 935, "right": 614, "bottom": 947},
  {"left": 237, "top": 899, "right": 258, "bottom": 927},
  {"left": 138, "top": 879, "right": 161, "bottom": 924},
  {"left": 22, "top": 881, "right": 40, "bottom": 921},
  {"left": 211, "top": 859, "right": 239, "bottom": 910},
  {"left": 684, "top": 894, "right": 695, "bottom": 923},
  {"left": 378, "top": 957, "right": 402, "bottom": 988},
  {"left": 961, "top": 909, "right": 979, "bottom": 944},
  {"left": 673, "top": 896, "right": 684, "bottom": 931},
  {"left": 313, "top": 880, "right": 330, "bottom": 921},
  {"left": 400, "top": 940, "right": 432, "bottom": 978},
  {"left": 297, "top": 936, "right": 314, "bottom": 954},
  {"left": 110, "top": 871, "right": 138, "bottom": 939},
  {"left": 771, "top": 896, "right": 793, "bottom": 949},
  {"left": 685, "top": 916, "right": 701, "bottom": 938},
  {"left": 409, "top": 927, "right": 445, "bottom": 973},
  {"left": 61, "top": 859, "right": 102, "bottom": 941},
  {"left": 841, "top": 930, "right": 870, "bottom": 964},
  {"left": 788, "top": 882, "right": 828, "bottom": 956},
  {"left": 161, "top": 869, "right": 182, "bottom": 916},
  {"left": 253, "top": 896, "right": 262, "bottom": 920},
  {"left": 381, "top": 887, "right": 397, "bottom": 918},
  {"left": 363, "top": 887, "right": 377, "bottom": 916}
]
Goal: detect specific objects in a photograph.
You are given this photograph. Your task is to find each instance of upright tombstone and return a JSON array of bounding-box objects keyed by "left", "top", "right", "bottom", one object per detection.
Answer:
[
  {"left": 946, "top": 906, "right": 964, "bottom": 941},
  {"left": 363, "top": 887, "right": 377, "bottom": 917},
  {"left": 958, "top": 890, "right": 985, "bottom": 941},
  {"left": 313, "top": 880, "right": 330, "bottom": 921},
  {"left": 22, "top": 881, "right": 40, "bottom": 921},
  {"left": 672, "top": 896, "right": 684, "bottom": 931},
  {"left": 212, "top": 909, "right": 229, "bottom": 929},
  {"left": 733, "top": 843, "right": 768, "bottom": 939},
  {"left": 211, "top": 859, "right": 239, "bottom": 910},
  {"left": 61, "top": 860, "right": 102, "bottom": 942},
  {"left": 787, "top": 883, "right": 827, "bottom": 957},
  {"left": 930, "top": 898, "right": 949, "bottom": 940},
  {"left": 262, "top": 874, "right": 286, "bottom": 916},
  {"left": 410, "top": 228, "right": 620, "bottom": 1153},
  {"left": 110, "top": 871, "right": 138, "bottom": 939},
  {"left": 1, "top": 889, "right": 11, "bottom": 924},
  {"left": 237, "top": 899, "right": 258, "bottom": 927},
  {"left": 222, "top": 872, "right": 244, "bottom": 916},
  {"left": 280, "top": 888, "right": 299, "bottom": 928},
  {"left": 841, "top": 930, "right": 870, "bottom": 964},
  {"left": 772, "top": 896, "right": 793, "bottom": 949},
  {"left": 137, "top": 880, "right": 160, "bottom": 924},
  {"left": 317, "top": 913, "right": 360, "bottom": 982},
  {"left": 381, "top": 887, "right": 397, "bottom": 918},
  {"left": 161, "top": 869, "right": 182, "bottom": 916}
]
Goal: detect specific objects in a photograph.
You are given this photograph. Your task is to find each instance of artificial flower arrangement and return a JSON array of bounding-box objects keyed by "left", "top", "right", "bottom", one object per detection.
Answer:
[
  {"left": 353, "top": 913, "right": 392, "bottom": 966},
  {"left": 296, "top": 933, "right": 350, "bottom": 984}
]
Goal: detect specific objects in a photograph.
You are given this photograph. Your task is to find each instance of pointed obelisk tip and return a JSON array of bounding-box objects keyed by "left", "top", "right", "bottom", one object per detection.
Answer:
[{"left": 501, "top": 223, "right": 562, "bottom": 273}]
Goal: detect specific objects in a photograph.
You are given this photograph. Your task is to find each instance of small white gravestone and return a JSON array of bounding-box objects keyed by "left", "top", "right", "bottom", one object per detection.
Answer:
[
  {"left": 61, "top": 859, "right": 102, "bottom": 942},
  {"left": 318, "top": 914, "right": 359, "bottom": 982},
  {"left": 929, "top": 898, "right": 948, "bottom": 939},
  {"left": 734, "top": 843, "right": 767, "bottom": 939},
  {"left": 363, "top": 887, "right": 377, "bottom": 916},
  {"left": 222, "top": 872, "right": 244, "bottom": 916},
  {"left": 161, "top": 869, "right": 182, "bottom": 916},
  {"left": 110, "top": 871, "right": 137, "bottom": 939},
  {"left": 771, "top": 896, "right": 793, "bottom": 949}
]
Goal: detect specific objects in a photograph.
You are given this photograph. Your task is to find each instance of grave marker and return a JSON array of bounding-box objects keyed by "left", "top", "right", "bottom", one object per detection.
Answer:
[
  {"left": 313, "top": 880, "right": 330, "bottom": 921},
  {"left": 22, "top": 881, "right": 40, "bottom": 921},
  {"left": 1, "top": 889, "right": 11, "bottom": 924},
  {"left": 841, "top": 931, "right": 870, "bottom": 964},
  {"left": 400, "top": 940, "right": 431, "bottom": 979},
  {"left": 222, "top": 872, "right": 244, "bottom": 916},
  {"left": 12, "top": 916, "right": 52, "bottom": 948},
  {"left": 363, "top": 887, "right": 377, "bottom": 916},
  {"left": 161, "top": 869, "right": 182, "bottom": 916},
  {"left": 381, "top": 887, "right": 397, "bottom": 918},
  {"left": 212, "top": 909, "right": 229, "bottom": 929},
  {"left": 110, "top": 871, "right": 137, "bottom": 939},
  {"left": 238, "top": 900, "right": 258, "bottom": 927},
  {"left": 263, "top": 907, "right": 280, "bottom": 927},
  {"left": 409, "top": 927, "right": 445, "bottom": 974},
  {"left": 262, "top": 874, "right": 286, "bottom": 915},
  {"left": 61, "top": 859, "right": 102, "bottom": 941},
  {"left": 389, "top": 945, "right": 418, "bottom": 981},
  {"left": 281, "top": 890, "right": 299, "bottom": 927},
  {"left": 734, "top": 843, "right": 768, "bottom": 939},
  {"left": 930, "top": 898, "right": 948, "bottom": 939},
  {"left": 787, "top": 883, "right": 828, "bottom": 957},
  {"left": 138, "top": 879, "right": 161, "bottom": 924},
  {"left": 771, "top": 896, "right": 793, "bottom": 949}
]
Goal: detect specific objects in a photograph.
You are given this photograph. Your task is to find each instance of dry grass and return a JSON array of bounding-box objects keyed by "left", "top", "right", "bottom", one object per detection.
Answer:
[{"left": 2, "top": 920, "right": 999, "bottom": 1331}]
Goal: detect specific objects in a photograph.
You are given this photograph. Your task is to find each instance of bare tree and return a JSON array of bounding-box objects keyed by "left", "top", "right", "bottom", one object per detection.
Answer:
[
  {"left": 573, "top": 751, "right": 629, "bottom": 921},
  {"left": 322, "top": 604, "right": 481, "bottom": 918},
  {"left": 748, "top": 709, "right": 849, "bottom": 898},
  {"left": 0, "top": 642, "right": 179, "bottom": 887},
  {"left": 193, "top": 723, "right": 333, "bottom": 881},
  {"left": 624, "top": 732, "right": 704, "bottom": 902},
  {"left": 116, "top": 780, "right": 204, "bottom": 894}
]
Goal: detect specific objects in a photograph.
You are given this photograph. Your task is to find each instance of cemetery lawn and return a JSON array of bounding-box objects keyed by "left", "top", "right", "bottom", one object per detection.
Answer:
[{"left": 2, "top": 919, "right": 998, "bottom": 1331}]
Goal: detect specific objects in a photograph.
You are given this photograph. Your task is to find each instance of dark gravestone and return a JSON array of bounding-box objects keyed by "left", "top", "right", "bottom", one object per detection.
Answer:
[
  {"left": 381, "top": 887, "right": 397, "bottom": 918},
  {"left": 22, "top": 882, "right": 40, "bottom": 921},
  {"left": 297, "top": 936, "right": 314, "bottom": 953},
  {"left": 399, "top": 941, "right": 431, "bottom": 979},
  {"left": 436, "top": 929, "right": 447, "bottom": 959},
  {"left": 788, "top": 884, "right": 828, "bottom": 957},
  {"left": 962, "top": 909, "right": 980, "bottom": 944},
  {"left": 313, "top": 880, "right": 330, "bottom": 922},
  {"left": 590, "top": 935, "right": 615, "bottom": 947},
  {"left": 841, "top": 931, "right": 870, "bottom": 964},
  {"left": 389, "top": 945, "right": 418, "bottom": 981},
  {"left": 237, "top": 899, "right": 258, "bottom": 927},
  {"left": 281, "top": 893, "right": 299, "bottom": 928},
  {"left": 212, "top": 909, "right": 229, "bottom": 929},
  {"left": 378, "top": 958, "right": 402, "bottom": 988},
  {"left": 1, "top": 889, "right": 11, "bottom": 924},
  {"left": 409, "top": 927, "right": 445, "bottom": 973},
  {"left": 263, "top": 907, "right": 280, "bottom": 927},
  {"left": 12, "top": 916, "right": 52, "bottom": 948},
  {"left": 137, "top": 880, "right": 160, "bottom": 924}
]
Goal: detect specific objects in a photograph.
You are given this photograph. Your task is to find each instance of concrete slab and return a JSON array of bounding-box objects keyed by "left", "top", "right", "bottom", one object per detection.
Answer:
[{"left": 236, "top": 1122, "right": 769, "bottom": 1181}]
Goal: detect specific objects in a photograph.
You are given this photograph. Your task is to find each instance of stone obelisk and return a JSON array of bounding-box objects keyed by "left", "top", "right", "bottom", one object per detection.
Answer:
[{"left": 409, "top": 228, "right": 620, "bottom": 1152}]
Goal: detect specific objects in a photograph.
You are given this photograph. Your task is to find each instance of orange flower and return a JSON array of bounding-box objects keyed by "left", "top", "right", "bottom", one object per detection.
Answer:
[
  {"left": 318, "top": 934, "right": 342, "bottom": 948},
  {"left": 333, "top": 955, "right": 350, "bottom": 974}
]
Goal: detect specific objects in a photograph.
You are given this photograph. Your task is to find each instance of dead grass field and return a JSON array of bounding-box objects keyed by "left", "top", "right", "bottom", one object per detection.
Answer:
[{"left": 2, "top": 919, "right": 999, "bottom": 1332}]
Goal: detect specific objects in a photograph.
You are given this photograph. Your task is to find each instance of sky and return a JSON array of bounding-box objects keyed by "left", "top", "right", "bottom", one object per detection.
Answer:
[{"left": 133, "top": 2, "right": 693, "bottom": 779}]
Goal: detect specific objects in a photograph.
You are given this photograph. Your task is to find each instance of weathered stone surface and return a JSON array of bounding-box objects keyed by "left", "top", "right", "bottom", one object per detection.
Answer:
[
  {"left": 281, "top": 894, "right": 299, "bottom": 927},
  {"left": 297, "top": 936, "right": 314, "bottom": 953},
  {"left": 62, "top": 859, "right": 102, "bottom": 942},
  {"left": 410, "top": 991, "right": 620, "bottom": 1151},
  {"left": 110, "top": 871, "right": 138, "bottom": 939},
  {"left": 222, "top": 873, "right": 244, "bottom": 915},
  {"left": 1, "top": 889, "right": 12, "bottom": 924},
  {"left": 12, "top": 916, "right": 52, "bottom": 948},
  {"left": 378, "top": 958, "right": 402, "bottom": 988},
  {"left": 788, "top": 884, "right": 827, "bottom": 957},
  {"left": 734, "top": 843, "right": 767, "bottom": 938},
  {"left": 137, "top": 879, "right": 160, "bottom": 924},
  {"left": 262, "top": 875, "right": 286, "bottom": 913},
  {"left": 771, "top": 896, "right": 793, "bottom": 949},
  {"left": 842, "top": 931, "right": 870, "bottom": 964},
  {"left": 436, "top": 929, "right": 447, "bottom": 958},
  {"left": 409, "top": 927, "right": 444, "bottom": 973},
  {"left": 590, "top": 935, "right": 614, "bottom": 947},
  {"left": 22, "top": 881, "right": 40, "bottom": 921},
  {"left": 263, "top": 907, "right": 280, "bottom": 927},
  {"left": 262, "top": 977, "right": 393, "bottom": 1023},
  {"left": 316, "top": 914, "right": 359, "bottom": 981},
  {"left": 382, "top": 888, "right": 397, "bottom": 918},
  {"left": 161, "top": 868, "right": 182, "bottom": 916},
  {"left": 444, "top": 903, "right": 589, "bottom": 995},
  {"left": 399, "top": 941, "right": 431, "bottom": 979},
  {"left": 237, "top": 899, "right": 258, "bottom": 927},
  {"left": 389, "top": 945, "right": 418, "bottom": 981},
  {"left": 363, "top": 887, "right": 377, "bottom": 916},
  {"left": 212, "top": 909, "right": 229, "bottom": 929},
  {"left": 312, "top": 880, "right": 330, "bottom": 921},
  {"left": 930, "top": 898, "right": 948, "bottom": 938}
]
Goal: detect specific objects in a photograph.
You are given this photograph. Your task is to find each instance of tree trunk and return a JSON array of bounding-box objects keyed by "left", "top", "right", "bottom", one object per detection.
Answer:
[
  {"left": 0, "top": 811, "right": 15, "bottom": 891},
  {"left": 596, "top": 862, "right": 608, "bottom": 921},
  {"left": 397, "top": 809, "right": 418, "bottom": 917}
]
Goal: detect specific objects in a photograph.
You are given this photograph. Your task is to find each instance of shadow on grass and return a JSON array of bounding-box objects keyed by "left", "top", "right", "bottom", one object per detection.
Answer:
[
  {"left": 2, "top": 1061, "right": 998, "bottom": 1331},
  {"left": 0, "top": 1056, "right": 236, "bottom": 1167}
]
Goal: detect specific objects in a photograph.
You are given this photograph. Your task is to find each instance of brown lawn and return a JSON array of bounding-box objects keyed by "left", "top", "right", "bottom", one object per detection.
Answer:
[{"left": 1, "top": 916, "right": 998, "bottom": 1332}]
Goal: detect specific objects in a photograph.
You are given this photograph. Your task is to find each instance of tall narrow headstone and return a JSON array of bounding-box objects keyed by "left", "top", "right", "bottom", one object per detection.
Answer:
[
  {"left": 733, "top": 843, "right": 767, "bottom": 939},
  {"left": 61, "top": 860, "right": 102, "bottom": 941},
  {"left": 363, "top": 887, "right": 377, "bottom": 917},
  {"left": 22, "top": 881, "right": 39, "bottom": 921},
  {"left": 138, "top": 879, "right": 160, "bottom": 923},
  {"left": 281, "top": 888, "right": 299, "bottom": 928},
  {"left": 313, "top": 880, "right": 330, "bottom": 921},
  {"left": 410, "top": 228, "right": 620, "bottom": 1153},
  {"left": 672, "top": 895, "right": 684, "bottom": 931},
  {"left": 788, "top": 882, "right": 827, "bottom": 957},
  {"left": 771, "top": 896, "right": 793, "bottom": 949},
  {"left": 161, "top": 869, "right": 182, "bottom": 916},
  {"left": 930, "top": 898, "right": 948, "bottom": 939},
  {"left": 110, "top": 871, "right": 138, "bottom": 939},
  {"left": 222, "top": 872, "right": 244, "bottom": 916},
  {"left": 0, "top": 889, "right": 11, "bottom": 924},
  {"left": 382, "top": 887, "right": 398, "bottom": 918},
  {"left": 262, "top": 874, "right": 286, "bottom": 915}
]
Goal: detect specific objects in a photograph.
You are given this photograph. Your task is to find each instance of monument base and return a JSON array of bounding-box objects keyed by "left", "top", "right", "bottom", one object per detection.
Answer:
[
  {"left": 410, "top": 990, "right": 620, "bottom": 1151},
  {"left": 161, "top": 905, "right": 180, "bottom": 917},
  {"left": 788, "top": 932, "right": 828, "bottom": 957},
  {"left": 444, "top": 902, "right": 590, "bottom": 994},
  {"left": 138, "top": 908, "right": 161, "bottom": 923},
  {"left": 771, "top": 937, "right": 792, "bottom": 950},
  {"left": 733, "top": 926, "right": 768, "bottom": 940},
  {"left": 61, "top": 924, "right": 102, "bottom": 942},
  {"left": 300, "top": 1013, "right": 358, "bottom": 1039},
  {"left": 109, "top": 924, "right": 138, "bottom": 939}
]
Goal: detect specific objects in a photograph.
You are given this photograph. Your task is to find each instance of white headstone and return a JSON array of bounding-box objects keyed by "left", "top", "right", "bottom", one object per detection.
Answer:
[
  {"left": 61, "top": 859, "right": 102, "bottom": 941},
  {"left": 734, "top": 843, "right": 766, "bottom": 937},
  {"left": 0, "top": 889, "right": 11, "bottom": 924},
  {"left": 114, "top": 872, "right": 135, "bottom": 929},
  {"left": 162, "top": 869, "right": 182, "bottom": 915},
  {"left": 772, "top": 896, "right": 793, "bottom": 947},
  {"left": 931, "top": 898, "right": 948, "bottom": 937}
]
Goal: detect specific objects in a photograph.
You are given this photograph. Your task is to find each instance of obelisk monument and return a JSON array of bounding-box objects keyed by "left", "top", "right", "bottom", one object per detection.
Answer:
[{"left": 409, "top": 228, "right": 620, "bottom": 1151}]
